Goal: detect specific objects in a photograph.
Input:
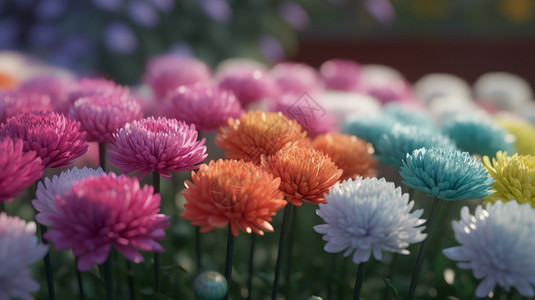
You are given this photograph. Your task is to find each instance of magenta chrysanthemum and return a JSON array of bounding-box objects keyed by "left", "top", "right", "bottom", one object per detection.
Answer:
[
  {"left": 143, "top": 55, "right": 211, "bottom": 101},
  {"left": 63, "top": 78, "right": 129, "bottom": 113},
  {"left": 32, "top": 167, "right": 105, "bottom": 227},
  {"left": 320, "top": 59, "right": 362, "bottom": 92},
  {"left": 270, "top": 62, "right": 324, "bottom": 96},
  {"left": 0, "top": 212, "right": 48, "bottom": 300},
  {"left": 217, "top": 68, "right": 278, "bottom": 107},
  {"left": 0, "top": 138, "right": 43, "bottom": 202},
  {"left": 109, "top": 116, "right": 207, "bottom": 178},
  {"left": 21, "top": 76, "right": 70, "bottom": 110},
  {"left": 44, "top": 174, "right": 170, "bottom": 271},
  {"left": 0, "top": 111, "right": 88, "bottom": 168},
  {"left": 70, "top": 95, "right": 143, "bottom": 143},
  {"left": 0, "top": 90, "right": 53, "bottom": 123},
  {"left": 163, "top": 85, "right": 244, "bottom": 132}
]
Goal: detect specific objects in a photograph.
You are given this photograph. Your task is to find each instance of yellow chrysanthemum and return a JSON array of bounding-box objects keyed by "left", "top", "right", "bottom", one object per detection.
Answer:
[
  {"left": 497, "top": 118, "right": 535, "bottom": 155},
  {"left": 482, "top": 151, "right": 535, "bottom": 207}
]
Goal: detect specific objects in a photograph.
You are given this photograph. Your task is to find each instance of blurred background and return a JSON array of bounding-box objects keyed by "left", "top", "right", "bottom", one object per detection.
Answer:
[{"left": 1, "top": 0, "right": 534, "bottom": 85}]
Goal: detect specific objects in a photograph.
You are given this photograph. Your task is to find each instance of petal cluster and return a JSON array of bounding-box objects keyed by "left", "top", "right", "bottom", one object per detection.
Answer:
[
  {"left": 0, "top": 90, "right": 53, "bottom": 123},
  {"left": 0, "top": 138, "right": 44, "bottom": 202},
  {"left": 482, "top": 151, "right": 535, "bottom": 207},
  {"left": 443, "top": 202, "right": 535, "bottom": 298},
  {"left": 400, "top": 147, "right": 494, "bottom": 201},
  {"left": 181, "top": 159, "right": 286, "bottom": 237},
  {"left": 261, "top": 146, "right": 343, "bottom": 206},
  {"left": 312, "top": 133, "right": 377, "bottom": 180},
  {"left": 442, "top": 115, "right": 515, "bottom": 157},
  {"left": 70, "top": 95, "right": 143, "bottom": 143},
  {"left": 0, "top": 212, "right": 48, "bottom": 300},
  {"left": 314, "top": 177, "right": 426, "bottom": 264},
  {"left": 375, "top": 124, "right": 455, "bottom": 167},
  {"left": 65, "top": 77, "right": 129, "bottom": 113},
  {"left": 32, "top": 167, "right": 105, "bottom": 226},
  {"left": 0, "top": 111, "right": 88, "bottom": 168},
  {"left": 319, "top": 59, "right": 361, "bottom": 92},
  {"left": 215, "top": 111, "right": 309, "bottom": 165},
  {"left": 44, "top": 174, "right": 170, "bottom": 271},
  {"left": 109, "top": 116, "right": 207, "bottom": 178},
  {"left": 218, "top": 68, "right": 278, "bottom": 107},
  {"left": 163, "top": 84, "right": 244, "bottom": 132}
]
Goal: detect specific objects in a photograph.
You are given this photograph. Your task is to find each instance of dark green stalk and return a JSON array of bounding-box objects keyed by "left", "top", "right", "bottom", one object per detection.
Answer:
[
  {"left": 353, "top": 262, "right": 367, "bottom": 300},
  {"left": 326, "top": 254, "right": 337, "bottom": 300},
  {"left": 224, "top": 226, "right": 235, "bottom": 300},
  {"left": 126, "top": 261, "right": 135, "bottom": 300},
  {"left": 493, "top": 286, "right": 503, "bottom": 299},
  {"left": 99, "top": 142, "right": 107, "bottom": 172},
  {"left": 247, "top": 234, "right": 256, "bottom": 300},
  {"left": 40, "top": 223, "right": 56, "bottom": 300},
  {"left": 271, "top": 205, "right": 291, "bottom": 300},
  {"left": 407, "top": 197, "right": 444, "bottom": 300},
  {"left": 196, "top": 227, "right": 202, "bottom": 270},
  {"left": 75, "top": 258, "right": 85, "bottom": 300},
  {"left": 382, "top": 254, "right": 398, "bottom": 300},
  {"left": 152, "top": 171, "right": 161, "bottom": 293},
  {"left": 284, "top": 205, "right": 297, "bottom": 299},
  {"left": 340, "top": 256, "right": 348, "bottom": 300},
  {"left": 104, "top": 257, "right": 114, "bottom": 300}
]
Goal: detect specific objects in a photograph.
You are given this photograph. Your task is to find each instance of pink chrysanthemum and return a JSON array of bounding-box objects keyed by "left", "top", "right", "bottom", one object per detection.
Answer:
[
  {"left": 163, "top": 84, "right": 243, "bottom": 132},
  {"left": 63, "top": 78, "right": 129, "bottom": 113},
  {"left": 109, "top": 117, "right": 207, "bottom": 178},
  {"left": 70, "top": 95, "right": 143, "bottom": 143},
  {"left": 21, "top": 76, "right": 70, "bottom": 110},
  {"left": 143, "top": 55, "right": 211, "bottom": 101},
  {"left": 44, "top": 174, "right": 170, "bottom": 271},
  {"left": 32, "top": 167, "right": 105, "bottom": 227},
  {"left": 270, "top": 62, "right": 324, "bottom": 96},
  {"left": 0, "top": 111, "right": 88, "bottom": 168},
  {"left": 320, "top": 59, "right": 362, "bottom": 92},
  {"left": 0, "top": 90, "right": 53, "bottom": 123},
  {"left": 217, "top": 68, "right": 278, "bottom": 107},
  {"left": 360, "top": 77, "right": 415, "bottom": 104},
  {"left": 0, "top": 138, "right": 43, "bottom": 202},
  {"left": 0, "top": 212, "right": 48, "bottom": 300}
]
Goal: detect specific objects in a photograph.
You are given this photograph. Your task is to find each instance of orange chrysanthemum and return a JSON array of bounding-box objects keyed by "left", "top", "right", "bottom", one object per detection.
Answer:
[
  {"left": 181, "top": 159, "right": 286, "bottom": 237},
  {"left": 261, "top": 146, "right": 343, "bottom": 207},
  {"left": 0, "top": 73, "right": 17, "bottom": 90},
  {"left": 312, "top": 133, "right": 378, "bottom": 180},
  {"left": 215, "top": 111, "right": 309, "bottom": 165}
]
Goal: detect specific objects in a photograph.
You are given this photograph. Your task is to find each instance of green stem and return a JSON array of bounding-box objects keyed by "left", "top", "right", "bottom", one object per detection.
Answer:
[
  {"left": 326, "top": 254, "right": 336, "bottom": 300},
  {"left": 353, "top": 262, "right": 367, "bottom": 300},
  {"left": 407, "top": 197, "right": 443, "bottom": 300},
  {"left": 247, "top": 234, "right": 256, "bottom": 300},
  {"left": 271, "top": 205, "right": 291, "bottom": 300},
  {"left": 99, "top": 142, "right": 107, "bottom": 172},
  {"left": 126, "top": 261, "right": 135, "bottom": 300},
  {"left": 196, "top": 227, "right": 202, "bottom": 270},
  {"left": 383, "top": 254, "right": 398, "bottom": 300},
  {"left": 40, "top": 223, "right": 56, "bottom": 300},
  {"left": 152, "top": 171, "right": 161, "bottom": 293},
  {"left": 284, "top": 205, "right": 297, "bottom": 299},
  {"left": 104, "top": 257, "right": 114, "bottom": 300},
  {"left": 75, "top": 258, "right": 85, "bottom": 300},
  {"left": 224, "top": 226, "right": 235, "bottom": 300}
]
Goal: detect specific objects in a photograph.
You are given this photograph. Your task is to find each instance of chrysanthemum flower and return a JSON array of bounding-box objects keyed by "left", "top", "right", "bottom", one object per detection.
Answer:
[
  {"left": 497, "top": 118, "right": 535, "bottom": 155},
  {"left": 21, "top": 76, "right": 70, "bottom": 110},
  {"left": 312, "top": 133, "right": 377, "bottom": 180},
  {"left": 400, "top": 147, "right": 494, "bottom": 201},
  {"left": 383, "top": 103, "right": 434, "bottom": 128},
  {"left": 482, "top": 151, "right": 535, "bottom": 207},
  {"left": 375, "top": 124, "right": 455, "bottom": 167},
  {"left": 0, "top": 212, "right": 48, "bottom": 300},
  {"left": 32, "top": 167, "right": 105, "bottom": 226},
  {"left": 44, "top": 174, "right": 170, "bottom": 271},
  {"left": 341, "top": 114, "right": 397, "bottom": 146},
  {"left": 443, "top": 201, "right": 535, "bottom": 298},
  {"left": 217, "top": 68, "right": 278, "bottom": 107},
  {"left": 109, "top": 116, "right": 207, "bottom": 178},
  {"left": 442, "top": 115, "right": 515, "bottom": 157},
  {"left": 64, "top": 77, "right": 129, "bottom": 113},
  {"left": 181, "top": 159, "right": 286, "bottom": 237},
  {"left": 270, "top": 62, "right": 324, "bottom": 96},
  {"left": 163, "top": 84, "right": 243, "bottom": 132},
  {"left": 0, "top": 90, "right": 53, "bottom": 123},
  {"left": 0, "top": 138, "right": 43, "bottom": 202},
  {"left": 70, "top": 95, "right": 143, "bottom": 143},
  {"left": 319, "top": 59, "right": 361, "bottom": 92},
  {"left": 215, "top": 111, "right": 309, "bottom": 165},
  {"left": 261, "top": 146, "right": 343, "bottom": 206},
  {"left": 314, "top": 177, "right": 427, "bottom": 264},
  {"left": 143, "top": 55, "right": 211, "bottom": 101},
  {"left": 0, "top": 111, "right": 88, "bottom": 168}
]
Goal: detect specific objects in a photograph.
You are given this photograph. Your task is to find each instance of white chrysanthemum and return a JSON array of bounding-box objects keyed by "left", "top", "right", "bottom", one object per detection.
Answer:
[
  {"left": 32, "top": 166, "right": 104, "bottom": 226},
  {"left": 443, "top": 202, "right": 535, "bottom": 298},
  {"left": 314, "top": 177, "right": 427, "bottom": 264},
  {"left": 0, "top": 212, "right": 48, "bottom": 300}
]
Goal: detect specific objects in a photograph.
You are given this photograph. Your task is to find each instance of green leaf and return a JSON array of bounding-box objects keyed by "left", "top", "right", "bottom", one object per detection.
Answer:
[{"left": 383, "top": 278, "right": 399, "bottom": 300}]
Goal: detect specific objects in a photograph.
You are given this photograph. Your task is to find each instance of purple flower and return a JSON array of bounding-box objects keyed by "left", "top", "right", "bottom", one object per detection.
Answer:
[
  {"left": 103, "top": 22, "right": 138, "bottom": 54},
  {"left": 127, "top": 1, "right": 159, "bottom": 28},
  {"left": 164, "top": 84, "right": 243, "bottom": 132},
  {"left": 278, "top": 2, "right": 310, "bottom": 30},
  {"left": 218, "top": 67, "right": 278, "bottom": 107},
  {"left": 65, "top": 77, "right": 129, "bottom": 113},
  {"left": 199, "top": 0, "right": 232, "bottom": 22},
  {"left": 320, "top": 59, "right": 362, "bottom": 92},
  {"left": 0, "top": 138, "right": 44, "bottom": 203},
  {"left": 109, "top": 116, "right": 207, "bottom": 178},
  {"left": 70, "top": 95, "right": 143, "bottom": 143},
  {"left": 0, "top": 90, "right": 53, "bottom": 123},
  {"left": 20, "top": 75, "right": 70, "bottom": 110},
  {"left": 259, "top": 35, "right": 285, "bottom": 62},
  {"left": 0, "top": 111, "right": 88, "bottom": 168},
  {"left": 143, "top": 55, "right": 212, "bottom": 101},
  {"left": 270, "top": 62, "right": 324, "bottom": 96}
]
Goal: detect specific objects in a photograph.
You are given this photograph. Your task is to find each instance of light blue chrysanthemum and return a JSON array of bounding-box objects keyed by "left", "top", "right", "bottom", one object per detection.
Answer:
[
  {"left": 383, "top": 103, "right": 434, "bottom": 128},
  {"left": 442, "top": 115, "right": 515, "bottom": 157},
  {"left": 341, "top": 114, "right": 397, "bottom": 146},
  {"left": 375, "top": 125, "right": 455, "bottom": 167},
  {"left": 400, "top": 147, "right": 494, "bottom": 201}
]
